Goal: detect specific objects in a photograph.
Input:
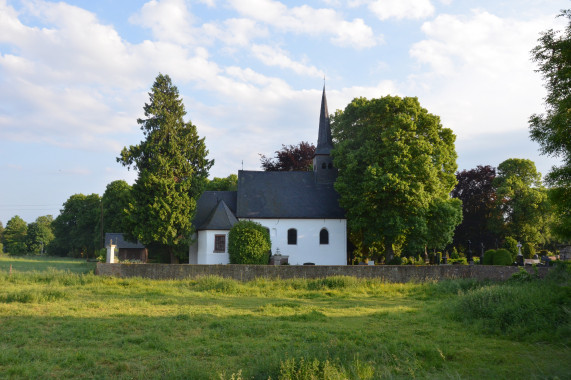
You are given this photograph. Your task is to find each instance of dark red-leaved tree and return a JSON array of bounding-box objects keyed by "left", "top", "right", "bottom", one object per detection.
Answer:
[
  {"left": 260, "top": 141, "right": 316, "bottom": 171},
  {"left": 451, "top": 165, "right": 500, "bottom": 251}
]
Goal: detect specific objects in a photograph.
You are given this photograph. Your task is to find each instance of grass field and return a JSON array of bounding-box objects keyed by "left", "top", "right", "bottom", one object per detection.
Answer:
[{"left": 0, "top": 255, "right": 569, "bottom": 379}]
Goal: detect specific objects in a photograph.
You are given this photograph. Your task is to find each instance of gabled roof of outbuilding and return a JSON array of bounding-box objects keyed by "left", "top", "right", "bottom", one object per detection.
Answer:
[
  {"left": 199, "top": 199, "right": 238, "bottom": 230},
  {"left": 193, "top": 191, "right": 238, "bottom": 230},
  {"left": 104, "top": 233, "right": 145, "bottom": 249},
  {"left": 236, "top": 170, "right": 345, "bottom": 219}
]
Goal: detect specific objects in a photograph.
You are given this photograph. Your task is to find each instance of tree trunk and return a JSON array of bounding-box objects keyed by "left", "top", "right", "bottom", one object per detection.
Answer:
[{"left": 169, "top": 248, "right": 179, "bottom": 264}]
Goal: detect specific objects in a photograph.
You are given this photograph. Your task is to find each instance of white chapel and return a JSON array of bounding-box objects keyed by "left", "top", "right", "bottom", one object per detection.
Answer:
[{"left": 188, "top": 87, "right": 347, "bottom": 265}]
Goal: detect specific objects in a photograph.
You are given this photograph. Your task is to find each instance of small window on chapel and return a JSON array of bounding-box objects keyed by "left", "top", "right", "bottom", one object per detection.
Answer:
[
  {"left": 288, "top": 229, "right": 297, "bottom": 245},
  {"left": 328, "top": 163, "right": 333, "bottom": 169},
  {"left": 321, "top": 163, "right": 326, "bottom": 169},
  {"left": 320, "top": 228, "right": 329, "bottom": 245},
  {"left": 214, "top": 235, "right": 226, "bottom": 252}
]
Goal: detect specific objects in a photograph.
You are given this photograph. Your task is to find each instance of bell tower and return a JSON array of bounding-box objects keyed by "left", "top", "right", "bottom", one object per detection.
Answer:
[{"left": 313, "top": 85, "right": 337, "bottom": 184}]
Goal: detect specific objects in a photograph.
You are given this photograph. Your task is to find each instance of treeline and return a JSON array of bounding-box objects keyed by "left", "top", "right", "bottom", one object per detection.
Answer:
[
  {"left": 0, "top": 174, "right": 238, "bottom": 259},
  {"left": 0, "top": 183, "right": 130, "bottom": 258},
  {"left": 451, "top": 160, "right": 557, "bottom": 258}
]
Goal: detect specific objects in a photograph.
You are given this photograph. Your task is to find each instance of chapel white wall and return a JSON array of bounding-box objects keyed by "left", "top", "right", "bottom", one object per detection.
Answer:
[
  {"left": 245, "top": 218, "right": 347, "bottom": 265},
  {"left": 196, "top": 230, "right": 230, "bottom": 265}
]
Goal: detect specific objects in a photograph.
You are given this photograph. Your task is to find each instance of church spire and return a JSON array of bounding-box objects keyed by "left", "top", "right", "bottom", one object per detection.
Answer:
[
  {"left": 313, "top": 85, "right": 337, "bottom": 184},
  {"left": 316, "top": 85, "right": 333, "bottom": 155}
]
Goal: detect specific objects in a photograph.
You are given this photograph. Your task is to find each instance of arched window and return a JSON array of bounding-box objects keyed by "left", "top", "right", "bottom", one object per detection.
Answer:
[
  {"left": 319, "top": 228, "right": 329, "bottom": 245},
  {"left": 288, "top": 228, "right": 297, "bottom": 245},
  {"left": 321, "top": 163, "right": 326, "bottom": 169},
  {"left": 328, "top": 162, "right": 333, "bottom": 169}
]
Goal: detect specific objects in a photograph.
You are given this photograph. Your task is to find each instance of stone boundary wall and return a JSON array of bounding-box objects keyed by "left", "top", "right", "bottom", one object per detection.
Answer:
[{"left": 95, "top": 263, "right": 551, "bottom": 283}]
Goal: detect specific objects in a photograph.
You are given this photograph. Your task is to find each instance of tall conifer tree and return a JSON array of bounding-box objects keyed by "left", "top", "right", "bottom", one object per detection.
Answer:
[{"left": 118, "top": 74, "right": 213, "bottom": 262}]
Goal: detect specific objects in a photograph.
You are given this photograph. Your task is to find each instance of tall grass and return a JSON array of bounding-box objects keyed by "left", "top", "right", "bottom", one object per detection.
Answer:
[
  {"left": 0, "top": 257, "right": 569, "bottom": 379},
  {"left": 442, "top": 263, "right": 571, "bottom": 343}
]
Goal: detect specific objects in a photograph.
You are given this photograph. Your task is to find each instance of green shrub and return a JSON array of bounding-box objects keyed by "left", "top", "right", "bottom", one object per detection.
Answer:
[
  {"left": 492, "top": 249, "right": 513, "bottom": 266},
  {"left": 448, "top": 258, "right": 468, "bottom": 265},
  {"left": 387, "top": 256, "right": 402, "bottom": 265},
  {"left": 503, "top": 237, "right": 518, "bottom": 259},
  {"left": 483, "top": 249, "right": 495, "bottom": 265},
  {"left": 523, "top": 242, "right": 535, "bottom": 259},
  {"left": 96, "top": 248, "right": 106, "bottom": 262},
  {"left": 450, "top": 247, "right": 460, "bottom": 259},
  {"left": 228, "top": 221, "right": 271, "bottom": 264},
  {"left": 509, "top": 267, "right": 539, "bottom": 283}
]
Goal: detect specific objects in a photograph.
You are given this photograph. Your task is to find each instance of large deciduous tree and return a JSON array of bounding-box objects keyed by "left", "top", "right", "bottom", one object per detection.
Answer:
[
  {"left": 206, "top": 174, "right": 238, "bottom": 191},
  {"left": 3, "top": 215, "right": 28, "bottom": 255},
  {"left": 529, "top": 9, "right": 571, "bottom": 240},
  {"left": 331, "top": 96, "right": 460, "bottom": 262},
  {"left": 492, "top": 158, "right": 550, "bottom": 245},
  {"left": 50, "top": 194, "right": 101, "bottom": 257},
  {"left": 260, "top": 141, "right": 315, "bottom": 171},
  {"left": 118, "top": 74, "right": 214, "bottom": 263},
  {"left": 100, "top": 180, "right": 132, "bottom": 240},
  {"left": 26, "top": 215, "right": 54, "bottom": 254},
  {"left": 451, "top": 165, "right": 500, "bottom": 250}
]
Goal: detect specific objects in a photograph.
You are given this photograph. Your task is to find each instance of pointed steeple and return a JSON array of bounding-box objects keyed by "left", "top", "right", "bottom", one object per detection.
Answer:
[
  {"left": 313, "top": 85, "right": 337, "bottom": 184},
  {"left": 315, "top": 85, "right": 333, "bottom": 155}
]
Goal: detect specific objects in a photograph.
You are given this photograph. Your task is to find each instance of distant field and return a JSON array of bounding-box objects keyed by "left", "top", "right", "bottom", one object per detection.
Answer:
[
  {"left": 0, "top": 256, "right": 569, "bottom": 379},
  {"left": 0, "top": 254, "right": 96, "bottom": 274}
]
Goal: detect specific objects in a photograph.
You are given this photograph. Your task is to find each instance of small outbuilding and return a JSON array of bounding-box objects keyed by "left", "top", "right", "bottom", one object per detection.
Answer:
[{"left": 104, "top": 233, "right": 148, "bottom": 263}]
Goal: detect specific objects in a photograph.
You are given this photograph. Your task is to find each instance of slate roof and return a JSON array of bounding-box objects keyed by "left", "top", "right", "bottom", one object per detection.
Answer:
[
  {"left": 193, "top": 191, "right": 238, "bottom": 230},
  {"left": 199, "top": 199, "right": 238, "bottom": 230},
  {"left": 236, "top": 170, "right": 345, "bottom": 219},
  {"left": 104, "top": 233, "right": 145, "bottom": 249}
]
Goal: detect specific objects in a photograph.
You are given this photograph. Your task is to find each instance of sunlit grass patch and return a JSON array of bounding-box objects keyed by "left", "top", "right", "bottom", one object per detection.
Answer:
[
  {"left": 0, "top": 255, "right": 95, "bottom": 274},
  {"left": 0, "top": 256, "right": 569, "bottom": 379}
]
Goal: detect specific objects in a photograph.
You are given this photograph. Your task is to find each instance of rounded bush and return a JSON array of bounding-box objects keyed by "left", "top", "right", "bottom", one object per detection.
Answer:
[
  {"left": 483, "top": 249, "right": 496, "bottom": 265},
  {"left": 523, "top": 243, "right": 536, "bottom": 259},
  {"left": 493, "top": 249, "right": 513, "bottom": 266},
  {"left": 503, "top": 237, "right": 518, "bottom": 259},
  {"left": 228, "top": 221, "right": 271, "bottom": 264}
]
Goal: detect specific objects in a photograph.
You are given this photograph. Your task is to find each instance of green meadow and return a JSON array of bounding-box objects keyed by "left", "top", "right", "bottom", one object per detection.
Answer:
[{"left": 0, "top": 255, "right": 569, "bottom": 379}]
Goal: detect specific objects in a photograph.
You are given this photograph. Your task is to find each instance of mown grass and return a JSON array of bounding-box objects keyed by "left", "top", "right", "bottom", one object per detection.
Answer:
[{"left": 0, "top": 256, "right": 569, "bottom": 379}]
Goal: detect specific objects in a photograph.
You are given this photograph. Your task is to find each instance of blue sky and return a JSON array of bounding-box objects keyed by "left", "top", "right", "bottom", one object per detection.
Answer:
[{"left": 0, "top": 0, "right": 567, "bottom": 224}]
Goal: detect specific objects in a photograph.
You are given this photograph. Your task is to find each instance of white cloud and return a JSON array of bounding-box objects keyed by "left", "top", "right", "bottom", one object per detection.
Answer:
[
  {"left": 407, "top": 10, "right": 553, "bottom": 139},
  {"left": 369, "top": 0, "right": 435, "bottom": 20},
  {"left": 198, "top": 0, "right": 217, "bottom": 6},
  {"left": 227, "top": 0, "right": 379, "bottom": 48},
  {"left": 129, "top": 0, "right": 195, "bottom": 45},
  {"left": 251, "top": 45, "right": 324, "bottom": 77},
  {"left": 202, "top": 18, "right": 268, "bottom": 47}
]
